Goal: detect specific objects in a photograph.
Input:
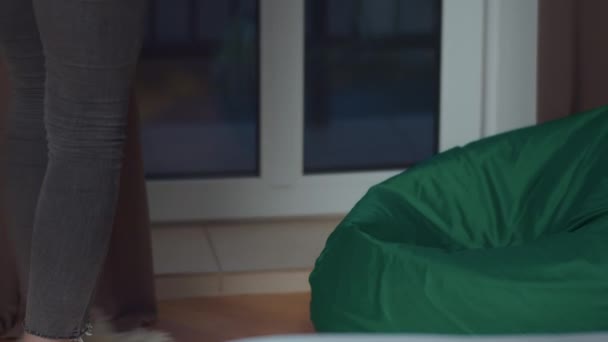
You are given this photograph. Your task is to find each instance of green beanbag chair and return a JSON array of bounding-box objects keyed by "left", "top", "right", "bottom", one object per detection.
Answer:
[{"left": 309, "top": 106, "right": 608, "bottom": 334}]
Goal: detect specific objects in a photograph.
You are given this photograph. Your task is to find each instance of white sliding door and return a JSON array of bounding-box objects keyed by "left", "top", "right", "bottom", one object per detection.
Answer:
[{"left": 138, "top": 0, "right": 490, "bottom": 222}]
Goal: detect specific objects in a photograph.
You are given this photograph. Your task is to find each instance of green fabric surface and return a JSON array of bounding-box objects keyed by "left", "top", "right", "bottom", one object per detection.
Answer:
[{"left": 309, "top": 106, "right": 608, "bottom": 334}]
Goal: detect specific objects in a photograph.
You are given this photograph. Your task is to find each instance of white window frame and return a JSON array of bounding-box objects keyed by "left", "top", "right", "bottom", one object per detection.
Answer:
[{"left": 146, "top": 0, "right": 538, "bottom": 223}]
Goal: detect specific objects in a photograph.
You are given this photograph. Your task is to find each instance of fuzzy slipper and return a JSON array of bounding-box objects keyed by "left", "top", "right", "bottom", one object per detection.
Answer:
[
  {"left": 15, "top": 315, "right": 174, "bottom": 342},
  {"left": 82, "top": 318, "right": 174, "bottom": 342}
]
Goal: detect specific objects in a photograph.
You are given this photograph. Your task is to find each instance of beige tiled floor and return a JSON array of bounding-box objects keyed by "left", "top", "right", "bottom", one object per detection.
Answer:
[
  {"left": 151, "top": 218, "right": 340, "bottom": 276},
  {"left": 151, "top": 226, "right": 220, "bottom": 274},
  {"left": 151, "top": 218, "right": 339, "bottom": 299},
  {"left": 207, "top": 219, "right": 338, "bottom": 272}
]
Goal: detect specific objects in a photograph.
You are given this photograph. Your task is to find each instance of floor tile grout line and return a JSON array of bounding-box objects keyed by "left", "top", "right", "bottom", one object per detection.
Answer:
[{"left": 201, "top": 226, "right": 224, "bottom": 293}]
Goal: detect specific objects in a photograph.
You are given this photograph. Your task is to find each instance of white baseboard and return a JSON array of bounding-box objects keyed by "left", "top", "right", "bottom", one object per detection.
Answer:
[{"left": 155, "top": 269, "right": 312, "bottom": 300}]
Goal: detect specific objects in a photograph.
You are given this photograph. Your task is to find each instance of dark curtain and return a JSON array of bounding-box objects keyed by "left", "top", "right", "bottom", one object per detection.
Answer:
[
  {"left": 537, "top": 0, "right": 608, "bottom": 122},
  {"left": 0, "top": 60, "right": 157, "bottom": 337}
]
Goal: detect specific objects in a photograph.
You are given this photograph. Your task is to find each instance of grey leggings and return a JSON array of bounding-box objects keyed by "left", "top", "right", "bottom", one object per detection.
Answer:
[{"left": 0, "top": 0, "right": 146, "bottom": 339}]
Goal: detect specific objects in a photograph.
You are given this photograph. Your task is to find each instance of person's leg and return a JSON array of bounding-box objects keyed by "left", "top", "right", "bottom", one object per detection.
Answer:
[
  {"left": 21, "top": 0, "right": 147, "bottom": 341},
  {"left": 0, "top": 0, "right": 47, "bottom": 298}
]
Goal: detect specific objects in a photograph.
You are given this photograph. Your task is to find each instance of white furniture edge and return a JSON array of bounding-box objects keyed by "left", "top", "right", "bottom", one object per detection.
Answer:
[{"left": 230, "top": 332, "right": 608, "bottom": 342}]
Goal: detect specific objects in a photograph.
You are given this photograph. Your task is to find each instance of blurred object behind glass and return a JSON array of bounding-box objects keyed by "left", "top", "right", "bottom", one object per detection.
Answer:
[
  {"left": 304, "top": 0, "right": 441, "bottom": 173},
  {"left": 136, "top": 0, "right": 259, "bottom": 179}
]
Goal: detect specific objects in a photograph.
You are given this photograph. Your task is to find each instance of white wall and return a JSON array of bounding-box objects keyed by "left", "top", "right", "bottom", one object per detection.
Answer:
[{"left": 483, "top": 0, "right": 538, "bottom": 136}]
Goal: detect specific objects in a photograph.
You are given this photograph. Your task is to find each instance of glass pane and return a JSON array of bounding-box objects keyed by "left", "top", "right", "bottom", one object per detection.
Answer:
[
  {"left": 304, "top": 0, "right": 441, "bottom": 173},
  {"left": 136, "top": 0, "right": 259, "bottom": 179}
]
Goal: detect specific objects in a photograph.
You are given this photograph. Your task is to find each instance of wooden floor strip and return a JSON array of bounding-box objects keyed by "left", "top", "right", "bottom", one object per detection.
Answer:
[{"left": 154, "top": 292, "right": 314, "bottom": 342}]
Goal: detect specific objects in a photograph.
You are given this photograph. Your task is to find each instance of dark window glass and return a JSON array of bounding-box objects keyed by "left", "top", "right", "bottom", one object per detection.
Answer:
[
  {"left": 304, "top": 0, "right": 441, "bottom": 173},
  {"left": 137, "top": 0, "right": 259, "bottom": 179}
]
